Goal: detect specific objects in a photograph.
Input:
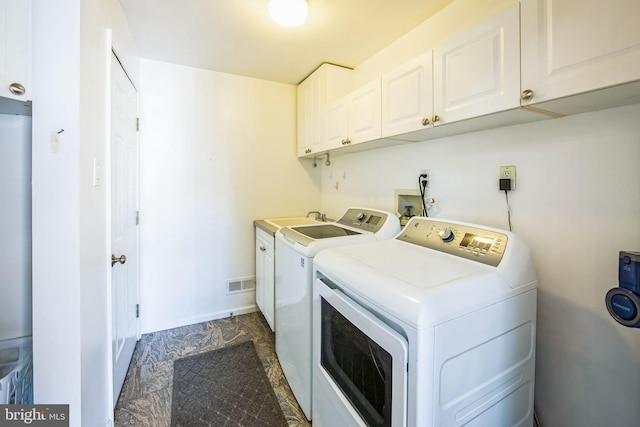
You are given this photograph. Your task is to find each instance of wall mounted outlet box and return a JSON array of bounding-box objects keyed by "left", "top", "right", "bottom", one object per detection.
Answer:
[
  {"left": 499, "top": 165, "right": 516, "bottom": 190},
  {"left": 394, "top": 189, "right": 422, "bottom": 217}
]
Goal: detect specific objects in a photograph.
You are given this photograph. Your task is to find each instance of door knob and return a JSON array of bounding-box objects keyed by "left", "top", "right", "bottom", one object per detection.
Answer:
[{"left": 111, "top": 254, "right": 126, "bottom": 267}]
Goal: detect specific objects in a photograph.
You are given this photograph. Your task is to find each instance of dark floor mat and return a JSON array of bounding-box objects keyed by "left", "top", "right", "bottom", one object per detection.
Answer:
[{"left": 170, "top": 340, "right": 288, "bottom": 427}]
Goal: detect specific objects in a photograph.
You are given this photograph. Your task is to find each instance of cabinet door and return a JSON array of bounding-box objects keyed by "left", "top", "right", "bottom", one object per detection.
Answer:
[
  {"left": 381, "top": 52, "right": 433, "bottom": 137},
  {"left": 255, "top": 234, "right": 266, "bottom": 312},
  {"left": 325, "top": 97, "right": 349, "bottom": 149},
  {"left": 521, "top": 0, "right": 640, "bottom": 105},
  {"left": 433, "top": 3, "right": 520, "bottom": 125},
  {"left": 0, "top": 0, "right": 30, "bottom": 101},
  {"left": 262, "top": 246, "right": 275, "bottom": 331},
  {"left": 297, "top": 72, "right": 322, "bottom": 156},
  {"left": 348, "top": 79, "right": 381, "bottom": 145}
]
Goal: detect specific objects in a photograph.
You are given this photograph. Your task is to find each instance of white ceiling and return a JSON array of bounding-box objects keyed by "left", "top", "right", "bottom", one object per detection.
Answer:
[{"left": 118, "top": 0, "right": 453, "bottom": 85}]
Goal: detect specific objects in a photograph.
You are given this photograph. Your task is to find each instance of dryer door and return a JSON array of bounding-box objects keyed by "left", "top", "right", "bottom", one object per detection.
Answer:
[{"left": 314, "top": 278, "right": 408, "bottom": 427}]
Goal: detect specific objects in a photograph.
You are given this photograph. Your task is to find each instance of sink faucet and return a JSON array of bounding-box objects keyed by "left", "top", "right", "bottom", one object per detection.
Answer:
[{"left": 307, "top": 211, "right": 326, "bottom": 221}]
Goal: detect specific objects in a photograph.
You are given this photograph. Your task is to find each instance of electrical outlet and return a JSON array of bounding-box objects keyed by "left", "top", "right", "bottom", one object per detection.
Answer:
[
  {"left": 499, "top": 165, "right": 516, "bottom": 190},
  {"left": 420, "top": 169, "right": 431, "bottom": 188}
]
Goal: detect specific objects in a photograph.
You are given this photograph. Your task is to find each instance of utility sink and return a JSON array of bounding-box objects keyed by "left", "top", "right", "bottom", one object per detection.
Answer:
[{"left": 264, "top": 217, "right": 324, "bottom": 228}]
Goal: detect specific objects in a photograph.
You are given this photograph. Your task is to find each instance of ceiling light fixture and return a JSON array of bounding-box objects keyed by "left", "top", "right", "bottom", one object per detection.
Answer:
[{"left": 268, "top": 0, "right": 308, "bottom": 27}]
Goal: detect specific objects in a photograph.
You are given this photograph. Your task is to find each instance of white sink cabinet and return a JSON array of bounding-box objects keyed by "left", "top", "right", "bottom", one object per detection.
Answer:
[
  {"left": 255, "top": 227, "right": 275, "bottom": 331},
  {"left": 254, "top": 217, "right": 323, "bottom": 331}
]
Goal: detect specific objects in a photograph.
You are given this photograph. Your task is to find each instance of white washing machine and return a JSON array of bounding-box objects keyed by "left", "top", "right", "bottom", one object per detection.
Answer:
[
  {"left": 312, "top": 217, "right": 538, "bottom": 427},
  {"left": 275, "top": 207, "right": 400, "bottom": 420}
]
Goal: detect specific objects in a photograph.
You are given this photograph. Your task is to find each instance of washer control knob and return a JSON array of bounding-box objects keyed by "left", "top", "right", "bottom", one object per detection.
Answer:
[
  {"left": 357, "top": 212, "right": 367, "bottom": 221},
  {"left": 439, "top": 227, "right": 455, "bottom": 242}
]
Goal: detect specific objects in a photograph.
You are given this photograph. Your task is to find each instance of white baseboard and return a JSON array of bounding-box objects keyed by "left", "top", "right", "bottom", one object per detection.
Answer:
[{"left": 141, "top": 304, "right": 259, "bottom": 335}]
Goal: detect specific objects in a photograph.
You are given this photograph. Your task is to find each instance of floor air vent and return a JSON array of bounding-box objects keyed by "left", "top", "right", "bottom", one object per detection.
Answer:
[{"left": 227, "top": 277, "right": 256, "bottom": 294}]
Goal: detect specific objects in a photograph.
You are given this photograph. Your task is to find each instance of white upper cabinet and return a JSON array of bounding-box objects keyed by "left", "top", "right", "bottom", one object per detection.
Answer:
[
  {"left": 326, "top": 78, "right": 381, "bottom": 150},
  {"left": 521, "top": 0, "right": 640, "bottom": 113},
  {"left": 297, "top": 64, "right": 353, "bottom": 157},
  {"left": 379, "top": 3, "right": 544, "bottom": 145},
  {"left": 381, "top": 52, "right": 433, "bottom": 138},
  {"left": 433, "top": 3, "right": 521, "bottom": 125},
  {"left": 0, "top": 0, "right": 31, "bottom": 102},
  {"left": 297, "top": 0, "right": 640, "bottom": 158}
]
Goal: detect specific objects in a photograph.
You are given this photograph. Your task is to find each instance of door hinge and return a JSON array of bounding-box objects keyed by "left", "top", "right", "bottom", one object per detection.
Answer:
[
  {"left": 135, "top": 210, "right": 140, "bottom": 225},
  {"left": 136, "top": 117, "right": 140, "bottom": 131},
  {"left": 136, "top": 304, "right": 140, "bottom": 318}
]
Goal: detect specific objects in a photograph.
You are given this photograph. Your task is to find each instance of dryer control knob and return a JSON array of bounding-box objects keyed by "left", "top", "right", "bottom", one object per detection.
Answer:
[
  {"left": 357, "top": 212, "right": 367, "bottom": 221},
  {"left": 439, "top": 227, "right": 455, "bottom": 242}
]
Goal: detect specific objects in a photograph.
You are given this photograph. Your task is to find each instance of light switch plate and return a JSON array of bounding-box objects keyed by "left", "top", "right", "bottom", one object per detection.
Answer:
[{"left": 93, "top": 158, "right": 101, "bottom": 187}]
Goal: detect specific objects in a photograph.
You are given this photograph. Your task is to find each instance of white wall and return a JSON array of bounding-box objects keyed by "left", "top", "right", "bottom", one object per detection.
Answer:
[
  {"left": 318, "top": 1, "right": 640, "bottom": 425},
  {"left": 32, "top": 0, "right": 137, "bottom": 425},
  {"left": 0, "top": 114, "right": 32, "bottom": 342},
  {"left": 138, "top": 59, "right": 321, "bottom": 333},
  {"left": 32, "top": 1, "right": 82, "bottom": 422}
]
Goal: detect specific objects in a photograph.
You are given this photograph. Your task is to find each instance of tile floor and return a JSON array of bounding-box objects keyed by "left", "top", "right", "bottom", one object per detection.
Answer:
[{"left": 114, "top": 312, "right": 310, "bottom": 427}]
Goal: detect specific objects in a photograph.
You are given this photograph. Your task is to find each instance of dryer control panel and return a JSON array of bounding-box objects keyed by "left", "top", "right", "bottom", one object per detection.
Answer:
[{"left": 397, "top": 218, "right": 509, "bottom": 267}]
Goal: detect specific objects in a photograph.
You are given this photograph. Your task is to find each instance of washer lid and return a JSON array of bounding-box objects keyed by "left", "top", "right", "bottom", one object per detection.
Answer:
[{"left": 290, "top": 224, "right": 362, "bottom": 239}]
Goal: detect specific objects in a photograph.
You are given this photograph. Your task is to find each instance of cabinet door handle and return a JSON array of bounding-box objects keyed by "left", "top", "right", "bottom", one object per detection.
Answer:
[
  {"left": 111, "top": 254, "right": 126, "bottom": 267},
  {"left": 9, "top": 83, "right": 26, "bottom": 96},
  {"left": 521, "top": 89, "right": 534, "bottom": 101},
  {"left": 432, "top": 115, "right": 440, "bottom": 124},
  {"left": 259, "top": 246, "right": 266, "bottom": 252},
  {"left": 421, "top": 117, "right": 430, "bottom": 126}
]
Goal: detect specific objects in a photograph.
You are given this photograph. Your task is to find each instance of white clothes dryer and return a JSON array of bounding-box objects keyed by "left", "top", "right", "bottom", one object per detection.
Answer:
[
  {"left": 312, "top": 217, "right": 538, "bottom": 427},
  {"left": 275, "top": 207, "right": 400, "bottom": 420}
]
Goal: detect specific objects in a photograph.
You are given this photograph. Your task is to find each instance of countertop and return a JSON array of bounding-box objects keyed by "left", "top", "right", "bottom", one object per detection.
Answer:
[{"left": 254, "top": 219, "right": 279, "bottom": 235}]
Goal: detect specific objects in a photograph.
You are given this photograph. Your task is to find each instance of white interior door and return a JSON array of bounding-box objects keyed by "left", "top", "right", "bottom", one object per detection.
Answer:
[{"left": 111, "top": 52, "right": 139, "bottom": 406}]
